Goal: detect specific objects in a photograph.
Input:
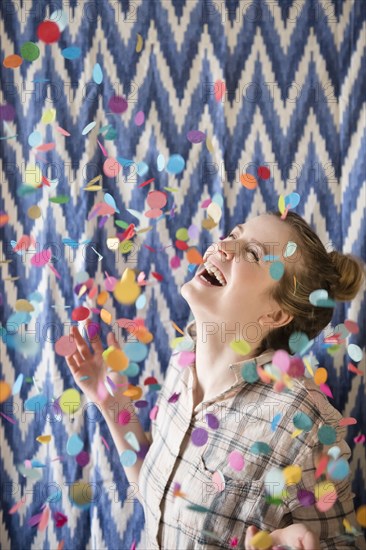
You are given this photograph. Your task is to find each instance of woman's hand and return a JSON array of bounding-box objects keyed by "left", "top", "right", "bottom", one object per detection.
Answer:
[
  {"left": 245, "top": 523, "right": 320, "bottom": 550},
  {"left": 65, "top": 319, "right": 129, "bottom": 410}
]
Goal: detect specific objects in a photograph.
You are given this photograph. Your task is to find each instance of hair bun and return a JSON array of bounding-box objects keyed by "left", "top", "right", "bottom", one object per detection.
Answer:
[{"left": 328, "top": 250, "right": 365, "bottom": 301}]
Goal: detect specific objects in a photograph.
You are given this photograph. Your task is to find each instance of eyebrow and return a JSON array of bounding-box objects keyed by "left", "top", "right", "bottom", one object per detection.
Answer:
[{"left": 233, "top": 224, "right": 271, "bottom": 256}]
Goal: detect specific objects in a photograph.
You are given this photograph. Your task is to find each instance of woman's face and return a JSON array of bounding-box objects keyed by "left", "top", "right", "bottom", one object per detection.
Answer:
[{"left": 180, "top": 214, "right": 295, "bottom": 335}]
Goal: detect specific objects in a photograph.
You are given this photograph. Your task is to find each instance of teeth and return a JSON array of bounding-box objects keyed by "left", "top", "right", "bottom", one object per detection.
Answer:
[{"left": 204, "top": 261, "right": 227, "bottom": 286}]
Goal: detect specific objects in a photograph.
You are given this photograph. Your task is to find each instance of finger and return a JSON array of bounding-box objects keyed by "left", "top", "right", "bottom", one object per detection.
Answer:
[
  {"left": 107, "top": 331, "right": 120, "bottom": 349},
  {"left": 66, "top": 354, "right": 79, "bottom": 374},
  {"left": 72, "top": 325, "right": 92, "bottom": 360},
  {"left": 85, "top": 319, "right": 103, "bottom": 354},
  {"left": 244, "top": 525, "right": 258, "bottom": 550},
  {"left": 301, "top": 530, "right": 320, "bottom": 550}
]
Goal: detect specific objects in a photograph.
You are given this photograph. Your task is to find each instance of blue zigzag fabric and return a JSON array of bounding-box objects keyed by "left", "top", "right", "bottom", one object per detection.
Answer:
[{"left": 0, "top": 0, "right": 365, "bottom": 548}]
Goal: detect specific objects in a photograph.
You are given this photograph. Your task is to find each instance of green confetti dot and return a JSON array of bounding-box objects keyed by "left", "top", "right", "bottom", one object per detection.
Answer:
[
  {"left": 269, "top": 261, "right": 285, "bottom": 280},
  {"left": 49, "top": 195, "right": 70, "bottom": 204},
  {"left": 176, "top": 227, "right": 189, "bottom": 241},
  {"left": 241, "top": 361, "right": 259, "bottom": 383},
  {"left": 293, "top": 411, "right": 313, "bottom": 432},
  {"left": 318, "top": 425, "right": 337, "bottom": 445},
  {"left": 20, "top": 41, "right": 40, "bottom": 61},
  {"left": 250, "top": 441, "right": 272, "bottom": 455}
]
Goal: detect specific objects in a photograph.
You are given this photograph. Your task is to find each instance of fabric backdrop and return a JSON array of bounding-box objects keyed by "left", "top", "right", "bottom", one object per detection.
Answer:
[{"left": 0, "top": 0, "right": 365, "bottom": 548}]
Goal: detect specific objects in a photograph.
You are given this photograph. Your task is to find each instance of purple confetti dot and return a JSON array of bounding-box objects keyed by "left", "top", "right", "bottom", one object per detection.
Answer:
[
  {"left": 0, "top": 104, "right": 15, "bottom": 121},
  {"left": 108, "top": 95, "right": 128, "bottom": 114},
  {"left": 136, "top": 443, "right": 149, "bottom": 460},
  {"left": 134, "top": 400, "right": 148, "bottom": 408},
  {"left": 168, "top": 392, "right": 180, "bottom": 403},
  {"left": 205, "top": 413, "right": 219, "bottom": 430},
  {"left": 76, "top": 451, "right": 90, "bottom": 467},
  {"left": 87, "top": 322, "right": 100, "bottom": 339},
  {"left": 297, "top": 488, "right": 315, "bottom": 507},
  {"left": 191, "top": 427, "right": 208, "bottom": 446},
  {"left": 187, "top": 130, "right": 206, "bottom": 143}
]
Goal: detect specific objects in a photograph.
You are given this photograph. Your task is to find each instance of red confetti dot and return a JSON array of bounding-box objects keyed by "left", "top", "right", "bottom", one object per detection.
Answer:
[
  {"left": 175, "top": 240, "right": 189, "bottom": 251},
  {"left": 37, "top": 21, "right": 61, "bottom": 44},
  {"left": 257, "top": 165, "right": 271, "bottom": 179},
  {"left": 71, "top": 306, "right": 90, "bottom": 321}
]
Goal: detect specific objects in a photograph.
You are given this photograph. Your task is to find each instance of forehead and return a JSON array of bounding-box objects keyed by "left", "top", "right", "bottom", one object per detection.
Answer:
[{"left": 239, "top": 214, "right": 294, "bottom": 243}]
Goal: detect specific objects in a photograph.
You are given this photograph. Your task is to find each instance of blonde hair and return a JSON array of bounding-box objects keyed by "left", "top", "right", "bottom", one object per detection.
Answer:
[{"left": 256, "top": 211, "right": 365, "bottom": 355}]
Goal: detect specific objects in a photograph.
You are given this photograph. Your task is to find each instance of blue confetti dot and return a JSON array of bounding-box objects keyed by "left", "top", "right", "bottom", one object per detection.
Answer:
[
  {"left": 166, "top": 154, "right": 185, "bottom": 174},
  {"left": 293, "top": 411, "right": 313, "bottom": 431},
  {"left": 250, "top": 441, "right": 272, "bottom": 455},
  {"left": 124, "top": 342, "right": 148, "bottom": 362},
  {"left": 61, "top": 46, "right": 81, "bottom": 60},
  {"left": 269, "top": 261, "right": 285, "bottom": 280},
  {"left": 241, "top": 361, "right": 259, "bottom": 383},
  {"left": 120, "top": 449, "right": 137, "bottom": 467},
  {"left": 92, "top": 62, "right": 103, "bottom": 84}
]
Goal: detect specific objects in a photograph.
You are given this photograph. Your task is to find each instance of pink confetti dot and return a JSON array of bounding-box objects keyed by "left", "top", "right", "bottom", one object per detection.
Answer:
[
  {"left": 145, "top": 208, "right": 163, "bottom": 219},
  {"left": 31, "top": 249, "right": 52, "bottom": 267},
  {"left": 55, "top": 335, "right": 77, "bottom": 357},
  {"left": 228, "top": 450, "right": 244, "bottom": 471},
  {"left": 191, "top": 427, "right": 208, "bottom": 446},
  {"left": 118, "top": 410, "right": 131, "bottom": 425},
  {"left": 150, "top": 405, "right": 159, "bottom": 420},
  {"left": 170, "top": 255, "right": 181, "bottom": 269},
  {"left": 103, "top": 157, "right": 121, "bottom": 178},
  {"left": 134, "top": 111, "right": 145, "bottom": 126},
  {"left": 147, "top": 190, "right": 167, "bottom": 209}
]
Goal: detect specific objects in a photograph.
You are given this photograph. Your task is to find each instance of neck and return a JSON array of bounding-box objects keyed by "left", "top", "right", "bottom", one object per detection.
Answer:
[{"left": 191, "top": 319, "right": 261, "bottom": 399}]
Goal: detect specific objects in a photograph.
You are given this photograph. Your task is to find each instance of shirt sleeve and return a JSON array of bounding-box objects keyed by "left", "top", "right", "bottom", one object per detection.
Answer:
[{"left": 281, "top": 436, "right": 366, "bottom": 550}]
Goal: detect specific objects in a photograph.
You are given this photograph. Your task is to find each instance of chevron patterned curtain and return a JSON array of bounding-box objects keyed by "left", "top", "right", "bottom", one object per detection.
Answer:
[{"left": 1, "top": 0, "right": 365, "bottom": 548}]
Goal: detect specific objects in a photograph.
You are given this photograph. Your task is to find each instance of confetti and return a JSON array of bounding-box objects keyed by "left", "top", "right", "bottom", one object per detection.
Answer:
[
  {"left": 166, "top": 154, "right": 185, "bottom": 174},
  {"left": 250, "top": 441, "right": 271, "bottom": 455},
  {"left": 3, "top": 54, "right": 23, "bottom": 68},
  {"left": 309, "top": 289, "right": 335, "bottom": 308},
  {"left": 118, "top": 410, "right": 132, "bottom": 425},
  {"left": 230, "top": 339, "right": 251, "bottom": 355},
  {"left": 134, "top": 111, "right": 145, "bottom": 125},
  {"left": 228, "top": 450, "right": 244, "bottom": 471},
  {"left": 318, "top": 425, "right": 337, "bottom": 445},
  {"left": 191, "top": 427, "right": 208, "bottom": 446},
  {"left": 241, "top": 361, "right": 259, "bottom": 383},
  {"left": 71, "top": 306, "right": 90, "bottom": 321},
  {"left": 108, "top": 95, "right": 128, "bottom": 114},
  {"left": 37, "top": 21, "right": 61, "bottom": 43},
  {"left": 269, "top": 261, "right": 285, "bottom": 280},
  {"left": 66, "top": 434, "right": 84, "bottom": 456},
  {"left": 61, "top": 46, "right": 81, "bottom": 60},
  {"left": 120, "top": 449, "right": 137, "bottom": 467},
  {"left": 347, "top": 343, "right": 363, "bottom": 363},
  {"left": 214, "top": 80, "right": 226, "bottom": 101},
  {"left": 136, "top": 33, "right": 144, "bottom": 52},
  {"left": 284, "top": 241, "right": 297, "bottom": 257},
  {"left": 249, "top": 530, "right": 273, "bottom": 550},
  {"left": 59, "top": 389, "right": 81, "bottom": 414},
  {"left": 240, "top": 173, "right": 257, "bottom": 190},
  {"left": 0, "top": 381, "right": 11, "bottom": 403},
  {"left": 92, "top": 62, "right": 103, "bottom": 83},
  {"left": 69, "top": 481, "right": 93, "bottom": 509},
  {"left": 82, "top": 121, "right": 97, "bottom": 135},
  {"left": 293, "top": 412, "right": 313, "bottom": 431},
  {"left": 205, "top": 413, "right": 219, "bottom": 429},
  {"left": 257, "top": 166, "right": 271, "bottom": 179},
  {"left": 187, "top": 130, "right": 206, "bottom": 143}
]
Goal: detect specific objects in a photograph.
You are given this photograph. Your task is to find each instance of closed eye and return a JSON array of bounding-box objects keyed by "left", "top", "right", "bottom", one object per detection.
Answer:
[{"left": 225, "top": 232, "right": 260, "bottom": 262}]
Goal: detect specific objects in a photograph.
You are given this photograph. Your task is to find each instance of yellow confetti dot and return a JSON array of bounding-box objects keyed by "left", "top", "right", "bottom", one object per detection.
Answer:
[
  {"left": 122, "top": 385, "right": 143, "bottom": 400},
  {"left": 15, "top": 299, "right": 34, "bottom": 312},
  {"left": 113, "top": 268, "right": 141, "bottom": 305},
  {"left": 41, "top": 108, "right": 56, "bottom": 124},
  {"left": 106, "top": 237, "right": 119, "bottom": 250},
  {"left": 314, "top": 367, "right": 328, "bottom": 385},
  {"left": 100, "top": 308, "right": 112, "bottom": 325},
  {"left": 36, "top": 435, "right": 52, "bottom": 444},
  {"left": 291, "top": 428, "right": 304, "bottom": 439},
  {"left": 24, "top": 164, "right": 42, "bottom": 187},
  {"left": 206, "top": 136, "right": 214, "bottom": 153},
  {"left": 283, "top": 464, "right": 302, "bottom": 484},
  {"left": 229, "top": 339, "right": 251, "bottom": 356},
  {"left": 136, "top": 33, "right": 143, "bottom": 53},
  {"left": 0, "top": 381, "right": 11, "bottom": 403},
  {"left": 207, "top": 202, "right": 222, "bottom": 224},
  {"left": 278, "top": 194, "right": 285, "bottom": 214},
  {"left": 69, "top": 480, "right": 94, "bottom": 507},
  {"left": 27, "top": 205, "right": 42, "bottom": 219},
  {"left": 103, "top": 347, "right": 129, "bottom": 371},
  {"left": 356, "top": 505, "right": 366, "bottom": 527},
  {"left": 249, "top": 530, "right": 273, "bottom": 550},
  {"left": 119, "top": 240, "right": 134, "bottom": 254},
  {"left": 201, "top": 217, "right": 217, "bottom": 230},
  {"left": 59, "top": 388, "right": 81, "bottom": 414},
  {"left": 314, "top": 480, "right": 336, "bottom": 500}
]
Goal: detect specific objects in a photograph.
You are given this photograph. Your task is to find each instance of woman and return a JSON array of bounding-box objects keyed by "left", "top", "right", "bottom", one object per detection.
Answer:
[{"left": 65, "top": 211, "right": 366, "bottom": 549}]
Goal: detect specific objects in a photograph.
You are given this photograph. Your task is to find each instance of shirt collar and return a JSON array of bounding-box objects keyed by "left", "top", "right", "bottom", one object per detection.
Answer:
[{"left": 184, "top": 320, "right": 275, "bottom": 383}]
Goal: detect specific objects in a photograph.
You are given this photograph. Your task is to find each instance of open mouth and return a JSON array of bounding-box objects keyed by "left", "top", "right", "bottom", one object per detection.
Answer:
[{"left": 198, "top": 261, "right": 227, "bottom": 287}]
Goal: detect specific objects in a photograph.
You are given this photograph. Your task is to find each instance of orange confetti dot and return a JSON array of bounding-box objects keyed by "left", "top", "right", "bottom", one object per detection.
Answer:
[
  {"left": 314, "top": 367, "right": 328, "bottom": 385},
  {"left": 0, "top": 212, "right": 9, "bottom": 227},
  {"left": 356, "top": 505, "right": 366, "bottom": 527},
  {"left": 97, "top": 291, "right": 109, "bottom": 306},
  {"left": 105, "top": 348, "right": 129, "bottom": 371},
  {"left": 122, "top": 385, "right": 143, "bottom": 400},
  {"left": 100, "top": 308, "right": 112, "bottom": 325},
  {"left": 240, "top": 173, "right": 258, "bottom": 190},
  {"left": 0, "top": 381, "right": 11, "bottom": 403},
  {"left": 3, "top": 54, "right": 23, "bottom": 68},
  {"left": 186, "top": 247, "right": 204, "bottom": 265}
]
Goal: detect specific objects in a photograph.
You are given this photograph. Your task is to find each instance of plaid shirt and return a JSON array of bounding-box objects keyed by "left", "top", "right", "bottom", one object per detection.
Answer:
[{"left": 139, "top": 321, "right": 366, "bottom": 549}]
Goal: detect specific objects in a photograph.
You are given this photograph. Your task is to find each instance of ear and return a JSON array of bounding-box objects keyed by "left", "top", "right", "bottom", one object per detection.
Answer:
[{"left": 257, "top": 308, "right": 294, "bottom": 329}]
